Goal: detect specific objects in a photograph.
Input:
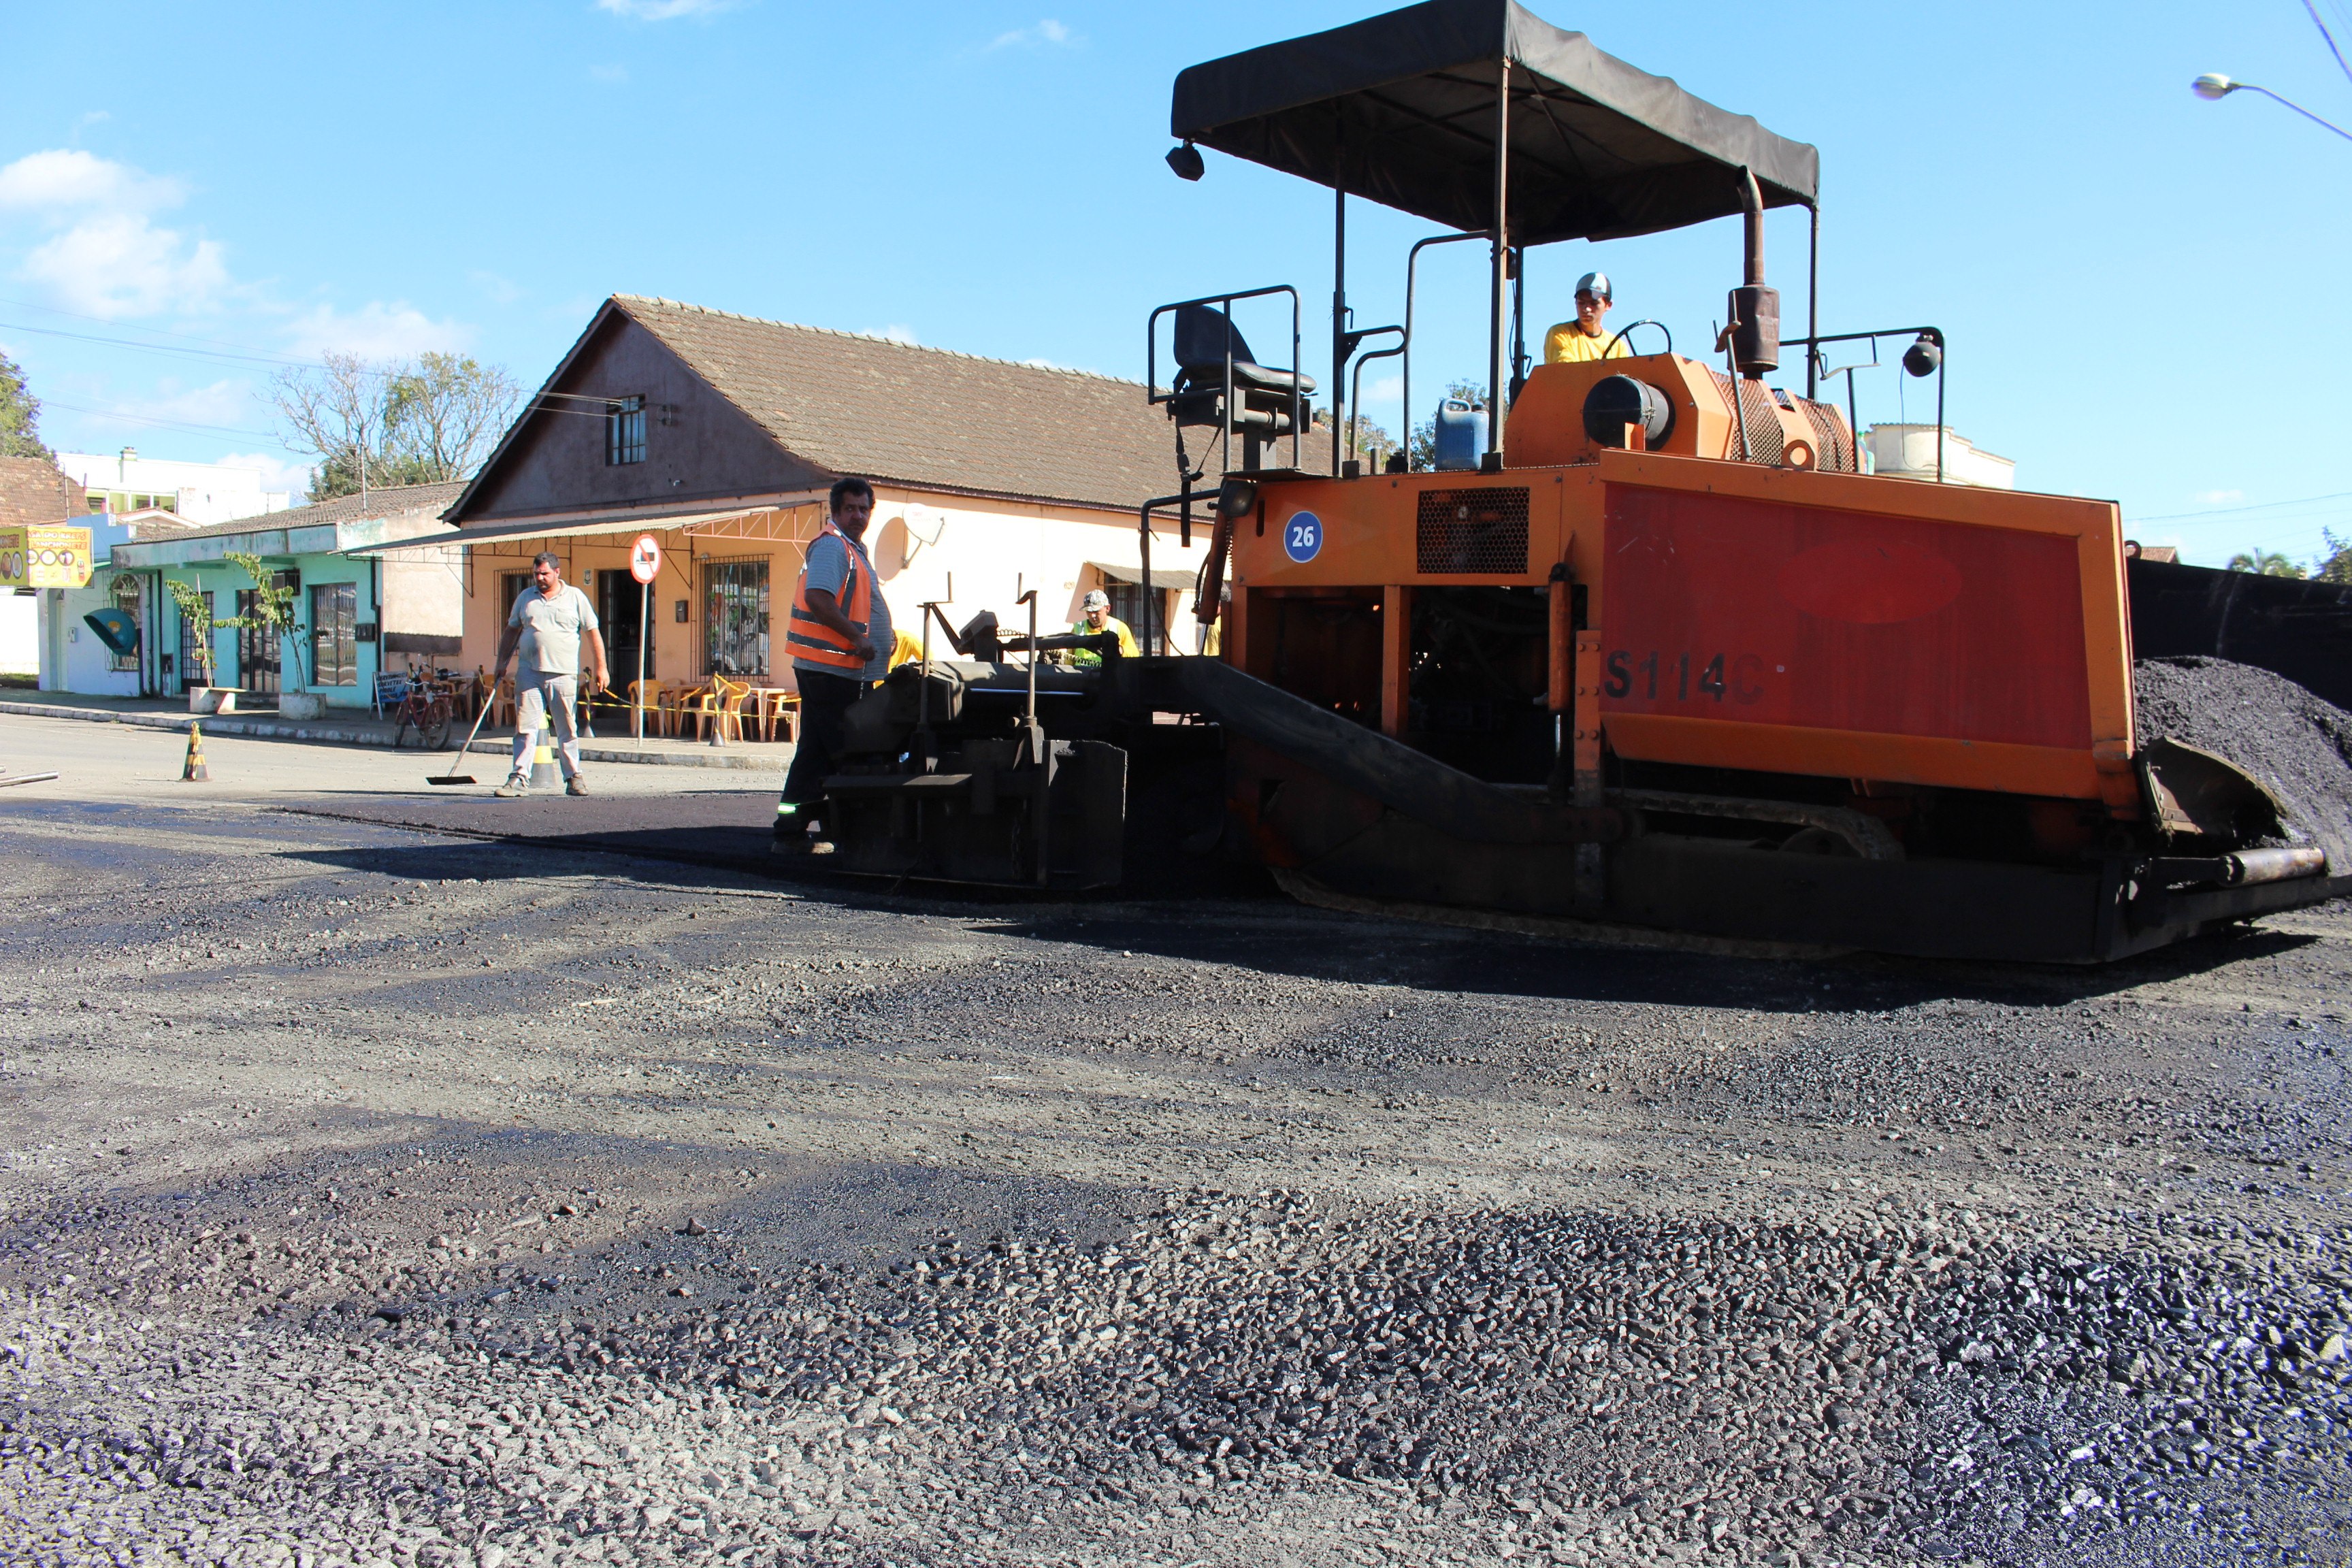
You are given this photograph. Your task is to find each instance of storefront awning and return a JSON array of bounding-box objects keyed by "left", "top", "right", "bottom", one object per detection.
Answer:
[
  {"left": 1089, "top": 559, "right": 1198, "bottom": 591},
  {"left": 346, "top": 506, "right": 794, "bottom": 555}
]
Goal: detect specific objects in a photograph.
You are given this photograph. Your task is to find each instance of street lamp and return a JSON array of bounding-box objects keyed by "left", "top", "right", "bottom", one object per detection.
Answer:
[{"left": 2191, "top": 74, "right": 2352, "bottom": 142}]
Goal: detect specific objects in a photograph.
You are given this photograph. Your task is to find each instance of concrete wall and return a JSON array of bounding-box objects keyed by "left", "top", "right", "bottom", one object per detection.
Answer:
[{"left": 0, "top": 592, "right": 34, "bottom": 676}]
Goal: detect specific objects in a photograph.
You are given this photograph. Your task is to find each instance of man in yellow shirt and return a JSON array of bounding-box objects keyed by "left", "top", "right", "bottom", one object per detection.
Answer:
[
  {"left": 1542, "top": 272, "right": 1631, "bottom": 365},
  {"left": 1069, "top": 589, "right": 1141, "bottom": 668}
]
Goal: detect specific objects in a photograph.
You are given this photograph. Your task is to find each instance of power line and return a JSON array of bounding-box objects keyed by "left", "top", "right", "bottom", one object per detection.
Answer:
[
  {"left": 0, "top": 318, "right": 321, "bottom": 373},
  {"left": 2305, "top": 0, "right": 2352, "bottom": 88},
  {"left": 2130, "top": 489, "right": 2352, "bottom": 523},
  {"left": 39, "top": 398, "right": 291, "bottom": 446}
]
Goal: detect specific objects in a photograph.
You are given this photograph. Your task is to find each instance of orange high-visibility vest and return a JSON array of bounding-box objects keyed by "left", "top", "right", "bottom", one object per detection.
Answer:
[{"left": 786, "top": 518, "right": 873, "bottom": 674}]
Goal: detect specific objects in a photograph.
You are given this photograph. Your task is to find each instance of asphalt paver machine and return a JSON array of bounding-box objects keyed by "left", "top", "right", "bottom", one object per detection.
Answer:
[{"left": 819, "top": 0, "right": 2345, "bottom": 961}]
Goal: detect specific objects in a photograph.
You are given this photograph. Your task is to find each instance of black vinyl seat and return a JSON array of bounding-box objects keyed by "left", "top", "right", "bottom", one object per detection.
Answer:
[{"left": 1169, "top": 304, "right": 1316, "bottom": 436}]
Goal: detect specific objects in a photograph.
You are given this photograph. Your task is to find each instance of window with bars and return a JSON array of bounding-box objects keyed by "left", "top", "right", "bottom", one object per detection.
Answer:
[
  {"left": 310, "top": 582, "right": 359, "bottom": 686},
  {"left": 177, "top": 587, "right": 214, "bottom": 691},
  {"left": 108, "top": 576, "right": 142, "bottom": 672},
  {"left": 702, "top": 558, "right": 769, "bottom": 676},
  {"left": 606, "top": 395, "right": 647, "bottom": 465}
]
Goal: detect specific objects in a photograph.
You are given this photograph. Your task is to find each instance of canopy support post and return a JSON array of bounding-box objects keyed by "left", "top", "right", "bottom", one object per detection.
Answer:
[
  {"left": 1333, "top": 186, "right": 1347, "bottom": 476},
  {"left": 1805, "top": 201, "right": 1820, "bottom": 400},
  {"left": 1486, "top": 58, "right": 1512, "bottom": 468}
]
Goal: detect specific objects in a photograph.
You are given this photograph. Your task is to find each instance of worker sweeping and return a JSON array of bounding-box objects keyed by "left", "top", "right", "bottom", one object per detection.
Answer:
[{"left": 490, "top": 551, "right": 607, "bottom": 798}]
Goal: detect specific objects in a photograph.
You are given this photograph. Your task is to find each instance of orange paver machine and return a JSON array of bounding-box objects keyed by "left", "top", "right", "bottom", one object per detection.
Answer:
[{"left": 818, "top": 0, "right": 2342, "bottom": 960}]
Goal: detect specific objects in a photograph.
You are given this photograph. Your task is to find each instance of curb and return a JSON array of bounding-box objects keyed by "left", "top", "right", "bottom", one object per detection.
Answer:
[{"left": 0, "top": 698, "right": 787, "bottom": 770}]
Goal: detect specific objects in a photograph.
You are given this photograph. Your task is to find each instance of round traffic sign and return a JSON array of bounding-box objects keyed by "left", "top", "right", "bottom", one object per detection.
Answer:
[
  {"left": 629, "top": 534, "right": 662, "bottom": 585},
  {"left": 1281, "top": 510, "right": 1324, "bottom": 564}
]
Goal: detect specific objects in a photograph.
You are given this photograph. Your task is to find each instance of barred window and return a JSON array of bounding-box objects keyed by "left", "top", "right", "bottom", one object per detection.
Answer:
[
  {"left": 607, "top": 395, "right": 647, "bottom": 465},
  {"left": 703, "top": 558, "right": 769, "bottom": 677},
  {"left": 310, "top": 582, "right": 359, "bottom": 686}
]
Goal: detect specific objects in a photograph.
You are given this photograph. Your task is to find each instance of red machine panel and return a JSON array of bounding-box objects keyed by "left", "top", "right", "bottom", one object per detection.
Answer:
[{"left": 1599, "top": 476, "right": 2109, "bottom": 793}]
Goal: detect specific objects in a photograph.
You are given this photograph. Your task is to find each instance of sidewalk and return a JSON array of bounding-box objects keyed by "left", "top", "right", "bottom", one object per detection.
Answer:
[{"left": 0, "top": 689, "right": 789, "bottom": 770}]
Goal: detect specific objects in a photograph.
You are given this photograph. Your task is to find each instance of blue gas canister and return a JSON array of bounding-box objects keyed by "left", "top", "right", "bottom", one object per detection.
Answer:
[{"left": 1433, "top": 399, "right": 1487, "bottom": 471}]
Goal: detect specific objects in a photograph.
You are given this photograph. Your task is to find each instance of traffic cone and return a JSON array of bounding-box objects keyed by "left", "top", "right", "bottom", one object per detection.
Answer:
[
  {"left": 181, "top": 723, "right": 209, "bottom": 783},
  {"left": 529, "top": 740, "right": 559, "bottom": 789}
]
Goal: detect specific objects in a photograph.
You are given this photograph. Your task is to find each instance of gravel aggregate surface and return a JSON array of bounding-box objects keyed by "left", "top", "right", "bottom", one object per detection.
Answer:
[
  {"left": 2132, "top": 657, "right": 2352, "bottom": 868},
  {"left": 3, "top": 717, "right": 2352, "bottom": 1567}
]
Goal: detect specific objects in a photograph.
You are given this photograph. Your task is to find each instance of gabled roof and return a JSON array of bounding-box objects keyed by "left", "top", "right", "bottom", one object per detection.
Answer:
[
  {"left": 0, "top": 457, "right": 84, "bottom": 531},
  {"left": 152, "top": 481, "right": 463, "bottom": 544},
  {"left": 451, "top": 296, "right": 1183, "bottom": 524}
]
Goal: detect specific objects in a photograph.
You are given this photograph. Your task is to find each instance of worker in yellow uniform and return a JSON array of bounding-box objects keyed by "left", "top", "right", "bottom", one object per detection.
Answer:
[
  {"left": 888, "top": 625, "right": 923, "bottom": 674},
  {"left": 1542, "top": 272, "right": 1630, "bottom": 365},
  {"left": 1069, "top": 588, "right": 1141, "bottom": 668}
]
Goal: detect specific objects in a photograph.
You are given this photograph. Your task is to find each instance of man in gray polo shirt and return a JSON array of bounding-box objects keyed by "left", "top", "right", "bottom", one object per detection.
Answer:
[{"left": 492, "top": 551, "right": 608, "bottom": 798}]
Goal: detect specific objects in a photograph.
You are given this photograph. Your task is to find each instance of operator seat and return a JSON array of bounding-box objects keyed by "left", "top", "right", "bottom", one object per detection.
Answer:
[{"left": 1167, "top": 305, "right": 1316, "bottom": 465}]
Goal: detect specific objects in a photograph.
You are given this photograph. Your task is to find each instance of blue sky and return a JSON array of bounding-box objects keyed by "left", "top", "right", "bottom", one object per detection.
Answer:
[{"left": 2, "top": 0, "right": 2348, "bottom": 567}]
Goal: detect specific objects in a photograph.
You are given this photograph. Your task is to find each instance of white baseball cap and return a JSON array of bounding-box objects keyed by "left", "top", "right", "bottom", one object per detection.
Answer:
[
  {"left": 1575, "top": 272, "right": 1613, "bottom": 301},
  {"left": 1081, "top": 589, "right": 1110, "bottom": 610}
]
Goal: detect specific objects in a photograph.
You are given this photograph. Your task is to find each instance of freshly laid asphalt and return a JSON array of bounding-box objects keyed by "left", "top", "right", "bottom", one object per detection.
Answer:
[{"left": 3, "top": 711, "right": 2351, "bottom": 1568}]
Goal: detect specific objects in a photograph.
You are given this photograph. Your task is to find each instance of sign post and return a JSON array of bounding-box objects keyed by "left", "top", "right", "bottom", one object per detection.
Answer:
[{"left": 629, "top": 534, "right": 662, "bottom": 744}]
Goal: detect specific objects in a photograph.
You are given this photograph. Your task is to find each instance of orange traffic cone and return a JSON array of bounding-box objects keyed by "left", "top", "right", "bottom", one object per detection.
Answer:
[{"left": 181, "top": 722, "right": 210, "bottom": 783}]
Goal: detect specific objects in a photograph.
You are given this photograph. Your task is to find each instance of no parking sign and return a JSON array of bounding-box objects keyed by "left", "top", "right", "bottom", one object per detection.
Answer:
[{"left": 629, "top": 534, "right": 662, "bottom": 584}]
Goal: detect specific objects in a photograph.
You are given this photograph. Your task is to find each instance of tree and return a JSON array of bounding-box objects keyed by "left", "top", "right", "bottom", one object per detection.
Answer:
[
  {"left": 164, "top": 578, "right": 238, "bottom": 687},
  {"left": 2317, "top": 530, "right": 2352, "bottom": 585},
  {"left": 0, "top": 350, "right": 49, "bottom": 460},
  {"left": 270, "top": 350, "right": 519, "bottom": 501},
  {"left": 2226, "top": 549, "right": 2306, "bottom": 578},
  {"left": 225, "top": 551, "right": 305, "bottom": 691},
  {"left": 1307, "top": 406, "right": 1400, "bottom": 471}
]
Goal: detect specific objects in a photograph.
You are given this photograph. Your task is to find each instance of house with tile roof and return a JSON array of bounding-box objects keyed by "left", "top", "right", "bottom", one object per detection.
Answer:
[
  {"left": 0, "top": 457, "right": 91, "bottom": 676},
  {"left": 366, "top": 295, "right": 1210, "bottom": 704}
]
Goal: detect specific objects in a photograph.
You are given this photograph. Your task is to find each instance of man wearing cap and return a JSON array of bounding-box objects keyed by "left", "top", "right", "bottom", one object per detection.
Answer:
[
  {"left": 1067, "top": 589, "right": 1141, "bottom": 669},
  {"left": 773, "top": 476, "right": 894, "bottom": 854},
  {"left": 1544, "top": 272, "right": 1631, "bottom": 365}
]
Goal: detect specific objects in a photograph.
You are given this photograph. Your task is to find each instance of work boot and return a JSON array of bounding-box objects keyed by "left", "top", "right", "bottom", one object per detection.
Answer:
[
  {"left": 566, "top": 775, "right": 591, "bottom": 797},
  {"left": 493, "top": 774, "right": 529, "bottom": 798}
]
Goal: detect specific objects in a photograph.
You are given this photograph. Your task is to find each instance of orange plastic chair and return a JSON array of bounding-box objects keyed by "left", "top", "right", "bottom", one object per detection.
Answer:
[
  {"left": 756, "top": 687, "right": 800, "bottom": 743},
  {"left": 489, "top": 675, "right": 517, "bottom": 728},
  {"left": 659, "top": 683, "right": 705, "bottom": 739},
  {"left": 687, "top": 676, "right": 753, "bottom": 742},
  {"left": 627, "top": 679, "right": 666, "bottom": 736}
]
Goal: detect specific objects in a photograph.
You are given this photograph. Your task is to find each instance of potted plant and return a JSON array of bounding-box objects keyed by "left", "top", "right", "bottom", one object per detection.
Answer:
[
  {"left": 165, "top": 578, "right": 244, "bottom": 713},
  {"left": 225, "top": 551, "right": 324, "bottom": 719}
]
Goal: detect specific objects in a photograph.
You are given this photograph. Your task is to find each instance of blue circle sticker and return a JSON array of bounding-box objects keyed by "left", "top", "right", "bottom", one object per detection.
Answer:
[{"left": 1282, "top": 510, "right": 1324, "bottom": 564}]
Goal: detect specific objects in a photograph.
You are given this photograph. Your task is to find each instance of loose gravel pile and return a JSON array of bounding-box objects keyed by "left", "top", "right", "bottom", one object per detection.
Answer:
[
  {"left": 2134, "top": 656, "right": 2352, "bottom": 868},
  {"left": 3, "top": 762, "right": 2351, "bottom": 1567}
]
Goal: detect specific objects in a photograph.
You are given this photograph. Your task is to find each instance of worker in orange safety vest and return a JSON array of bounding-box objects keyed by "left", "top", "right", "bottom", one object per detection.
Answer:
[{"left": 774, "top": 476, "right": 892, "bottom": 854}]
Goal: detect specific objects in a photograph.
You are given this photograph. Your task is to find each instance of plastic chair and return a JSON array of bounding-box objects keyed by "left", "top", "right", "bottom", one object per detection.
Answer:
[
  {"left": 756, "top": 687, "right": 800, "bottom": 743},
  {"left": 659, "top": 683, "right": 705, "bottom": 740},
  {"left": 489, "top": 675, "right": 516, "bottom": 728},
  {"left": 687, "top": 676, "right": 753, "bottom": 742},
  {"left": 627, "top": 679, "right": 666, "bottom": 737}
]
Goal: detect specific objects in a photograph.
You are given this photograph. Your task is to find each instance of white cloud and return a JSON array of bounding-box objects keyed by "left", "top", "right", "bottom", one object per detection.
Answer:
[
  {"left": 0, "top": 148, "right": 181, "bottom": 213},
  {"left": 284, "top": 301, "right": 472, "bottom": 359},
  {"left": 17, "top": 212, "right": 230, "bottom": 318},
  {"left": 862, "top": 323, "right": 920, "bottom": 346},
  {"left": 215, "top": 451, "right": 314, "bottom": 496},
  {"left": 595, "top": 0, "right": 737, "bottom": 18},
  {"left": 987, "top": 18, "right": 1075, "bottom": 50},
  {"left": 2193, "top": 488, "right": 2245, "bottom": 506}
]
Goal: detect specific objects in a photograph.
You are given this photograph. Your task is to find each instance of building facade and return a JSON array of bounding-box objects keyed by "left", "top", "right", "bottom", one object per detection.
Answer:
[
  {"left": 364, "top": 296, "right": 1205, "bottom": 694},
  {"left": 54, "top": 447, "right": 294, "bottom": 526},
  {"left": 56, "top": 483, "right": 464, "bottom": 705}
]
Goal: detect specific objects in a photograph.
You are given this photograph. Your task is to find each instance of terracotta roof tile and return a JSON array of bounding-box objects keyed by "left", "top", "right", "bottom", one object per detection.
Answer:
[
  {"left": 0, "top": 457, "right": 84, "bottom": 530},
  {"left": 152, "top": 481, "right": 467, "bottom": 543},
  {"left": 611, "top": 296, "right": 1182, "bottom": 512}
]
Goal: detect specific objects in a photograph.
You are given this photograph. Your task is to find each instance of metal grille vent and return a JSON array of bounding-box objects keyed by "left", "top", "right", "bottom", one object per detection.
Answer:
[
  {"left": 1794, "top": 395, "right": 1859, "bottom": 473},
  {"left": 1416, "top": 487, "right": 1530, "bottom": 575}
]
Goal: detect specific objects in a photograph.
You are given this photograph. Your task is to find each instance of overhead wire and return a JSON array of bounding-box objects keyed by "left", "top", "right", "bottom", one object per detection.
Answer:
[{"left": 2305, "top": 0, "right": 2352, "bottom": 88}]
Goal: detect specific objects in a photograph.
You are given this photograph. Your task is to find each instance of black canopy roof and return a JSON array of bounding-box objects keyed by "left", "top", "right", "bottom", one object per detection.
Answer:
[{"left": 1171, "top": 0, "right": 1818, "bottom": 246}]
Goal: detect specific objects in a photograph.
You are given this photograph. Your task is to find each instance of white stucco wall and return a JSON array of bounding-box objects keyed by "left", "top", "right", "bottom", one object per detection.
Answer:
[{"left": 0, "top": 591, "right": 35, "bottom": 676}]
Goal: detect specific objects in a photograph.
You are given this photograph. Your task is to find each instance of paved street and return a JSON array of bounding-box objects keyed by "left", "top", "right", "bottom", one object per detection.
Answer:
[{"left": 3, "top": 713, "right": 2351, "bottom": 1568}]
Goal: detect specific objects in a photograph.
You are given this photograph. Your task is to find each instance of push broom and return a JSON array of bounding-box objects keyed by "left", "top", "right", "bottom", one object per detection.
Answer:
[{"left": 427, "top": 698, "right": 497, "bottom": 786}]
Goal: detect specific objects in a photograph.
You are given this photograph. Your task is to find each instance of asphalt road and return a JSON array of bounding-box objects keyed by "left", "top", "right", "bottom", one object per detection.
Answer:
[{"left": 3, "top": 713, "right": 2350, "bottom": 1568}]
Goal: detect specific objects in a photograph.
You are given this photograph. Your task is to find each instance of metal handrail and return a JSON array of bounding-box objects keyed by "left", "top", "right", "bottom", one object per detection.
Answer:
[
  {"left": 1345, "top": 325, "right": 1405, "bottom": 470},
  {"left": 1399, "top": 231, "right": 1489, "bottom": 472},
  {"left": 1786, "top": 326, "right": 1947, "bottom": 481},
  {"left": 1146, "top": 284, "right": 1305, "bottom": 478}
]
